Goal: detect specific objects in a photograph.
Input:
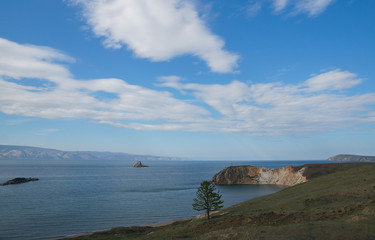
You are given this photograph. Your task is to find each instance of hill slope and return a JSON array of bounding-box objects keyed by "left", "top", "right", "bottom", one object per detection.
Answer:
[
  {"left": 0, "top": 145, "right": 183, "bottom": 161},
  {"left": 62, "top": 163, "right": 375, "bottom": 240}
]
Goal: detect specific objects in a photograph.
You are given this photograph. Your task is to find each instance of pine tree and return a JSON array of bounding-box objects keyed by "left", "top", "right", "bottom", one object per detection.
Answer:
[{"left": 192, "top": 180, "right": 224, "bottom": 219}]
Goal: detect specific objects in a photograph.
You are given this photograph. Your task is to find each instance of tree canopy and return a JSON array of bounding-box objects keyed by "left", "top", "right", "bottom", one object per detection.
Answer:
[{"left": 192, "top": 180, "right": 224, "bottom": 219}]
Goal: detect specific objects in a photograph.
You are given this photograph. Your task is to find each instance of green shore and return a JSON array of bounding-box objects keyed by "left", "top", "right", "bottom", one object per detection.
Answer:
[{"left": 61, "top": 163, "right": 375, "bottom": 240}]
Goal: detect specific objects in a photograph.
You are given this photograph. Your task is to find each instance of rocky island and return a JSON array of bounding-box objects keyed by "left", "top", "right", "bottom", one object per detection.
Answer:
[
  {"left": 0, "top": 177, "right": 39, "bottom": 186},
  {"left": 133, "top": 161, "right": 148, "bottom": 167}
]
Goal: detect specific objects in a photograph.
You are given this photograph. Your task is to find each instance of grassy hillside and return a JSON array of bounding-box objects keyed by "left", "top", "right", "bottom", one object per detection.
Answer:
[{"left": 62, "top": 163, "right": 375, "bottom": 240}]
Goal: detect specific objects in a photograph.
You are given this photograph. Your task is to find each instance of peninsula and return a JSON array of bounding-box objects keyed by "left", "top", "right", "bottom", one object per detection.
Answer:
[
  {"left": 211, "top": 163, "right": 361, "bottom": 186},
  {"left": 327, "top": 154, "right": 375, "bottom": 162}
]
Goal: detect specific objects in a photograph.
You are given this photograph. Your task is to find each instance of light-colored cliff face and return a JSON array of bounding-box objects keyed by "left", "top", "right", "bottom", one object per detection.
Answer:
[
  {"left": 212, "top": 166, "right": 307, "bottom": 186},
  {"left": 256, "top": 166, "right": 306, "bottom": 186}
]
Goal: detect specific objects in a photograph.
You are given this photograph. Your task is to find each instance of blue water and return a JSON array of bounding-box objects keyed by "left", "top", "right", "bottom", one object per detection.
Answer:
[{"left": 0, "top": 160, "right": 328, "bottom": 240}]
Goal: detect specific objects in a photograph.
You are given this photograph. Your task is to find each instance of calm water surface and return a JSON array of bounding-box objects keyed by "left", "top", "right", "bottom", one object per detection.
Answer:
[{"left": 0, "top": 160, "right": 327, "bottom": 240}]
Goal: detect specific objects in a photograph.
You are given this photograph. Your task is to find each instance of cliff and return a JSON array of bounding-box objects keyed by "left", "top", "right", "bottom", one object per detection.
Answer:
[
  {"left": 327, "top": 154, "right": 375, "bottom": 162},
  {"left": 212, "top": 165, "right": 307, "bottom": 186},
  {"left": 212, "top": 163, "right": 365, "bottom": 186}
]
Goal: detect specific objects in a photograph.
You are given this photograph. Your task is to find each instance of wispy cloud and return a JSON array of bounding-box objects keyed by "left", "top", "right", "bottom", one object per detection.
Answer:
[
  {"left": 1, "top": 38, "right": 374, "bottom": 136},
  {"left": 5, "top": 118, "right": 33, "bottom": 126},
  {"left": 247, "top": 1, "right": 262, "bottom": 18},
  {"left": 69, "top": 0, "right": 239, "bottom": 73},
  {"left": 159, "top": 72, "right": 375, "bottom": 135},
  {"left": 34, "top": 128, "right": 59, "bottom": 136},
  {"left": 272, "top": 0, "right": 336, "bottom": 16},
  {"left": 273, "top": 0, "right": 290, "bottom": 13},
  {"left": 304, "top": 69, "right": 362, "bottom": 92}
]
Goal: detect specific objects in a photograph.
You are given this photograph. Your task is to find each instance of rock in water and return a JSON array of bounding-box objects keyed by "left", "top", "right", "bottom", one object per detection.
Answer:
[
  {"left": 133, "top": 161, "right": 148, "bottom": 167},
  {"left": 0, "top": 177, "right": 39, "bottom": 186}
]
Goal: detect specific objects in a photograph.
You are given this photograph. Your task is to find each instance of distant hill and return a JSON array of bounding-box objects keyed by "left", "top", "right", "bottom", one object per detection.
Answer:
[
  {"left": 327, "top": 154, "right": 375, "bottom": 162},
  {"left": 0, "top": 145, "right": 185, "bottom": 161}
]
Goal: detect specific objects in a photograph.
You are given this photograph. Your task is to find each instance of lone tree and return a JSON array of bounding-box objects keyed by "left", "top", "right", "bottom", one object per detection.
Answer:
[{"left": 192, "top": 180, "right": 224, "bottom": 219}]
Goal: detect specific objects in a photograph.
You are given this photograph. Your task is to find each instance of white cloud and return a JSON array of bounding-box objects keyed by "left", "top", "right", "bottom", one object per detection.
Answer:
[
  {"left": 157, "top": 75, "right": 185, "bottom": 92},
  {"left": 0, "top": 38, "right": 74, "bottom": 83},
  {"left": 0, "top": 38, "right": 209, "bottom": 125},
  {"left": 271, "top": 0, "right": 336, "bottom": 16},
  {"left": 159, "top": 70, "right": 375, "bottom": 135},
  {"left": 304, "top": 69, "right": 362, "bottom": 92},
  {"left": 70, "top": 0, "right": 239, "bottom": 73},
  {"left": 1, "top": 38, "right": 375, "bottom": 136}
]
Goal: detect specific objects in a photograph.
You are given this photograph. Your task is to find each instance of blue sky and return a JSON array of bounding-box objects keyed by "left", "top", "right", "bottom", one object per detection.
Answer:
[{"left": 0, "top": 0, "right": 374, "bottom": 160}]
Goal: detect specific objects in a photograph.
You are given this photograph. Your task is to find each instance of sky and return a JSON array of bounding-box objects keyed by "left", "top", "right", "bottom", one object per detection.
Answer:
[{"left": 0, "top": 0, "right": 374, "bottom": 160}]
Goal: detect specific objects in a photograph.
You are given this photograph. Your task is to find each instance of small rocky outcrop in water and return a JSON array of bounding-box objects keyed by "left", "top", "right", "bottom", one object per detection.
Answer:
[
  {"left": 133, "top": 161, "right": 148, "bottom": 167},
  {"left": 212, "top": 166, "right": 307, "bottom": 186},
  {"left": 0, "top": 177, "right": 39, "bottom": 186}
]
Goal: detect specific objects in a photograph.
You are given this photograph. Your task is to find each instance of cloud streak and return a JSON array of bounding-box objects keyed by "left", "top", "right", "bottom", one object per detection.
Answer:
[
  {"left": 34, "top": 128, "right": 60, "bottom": 136},
  {"left": 272, "top": 0, "right": 336, "bottom": 16},
  {"left": 159, "top": 74, "right": 375, "bottom": 135},
  {"left": 1, "top": 38, "right": 374, "bottom": 136},
  {"left": 70, "top": 0, "right": 239, "bottom": 73}
]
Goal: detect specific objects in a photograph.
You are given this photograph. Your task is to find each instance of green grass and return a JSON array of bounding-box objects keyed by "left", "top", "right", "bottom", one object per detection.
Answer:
[{"left": 62, "top": 163, "right": 375, "bottom": 240}]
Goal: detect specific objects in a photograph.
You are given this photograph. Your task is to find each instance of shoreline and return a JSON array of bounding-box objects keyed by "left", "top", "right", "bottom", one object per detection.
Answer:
[
  {"left": 141, "top": 216, "right": 195, "bottom": 227},
  {"left": 58, "top": 216, "right": 197, "bottom": 239}
]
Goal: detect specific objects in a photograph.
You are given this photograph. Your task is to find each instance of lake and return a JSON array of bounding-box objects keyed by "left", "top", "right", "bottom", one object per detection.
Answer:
[{"left": 0, "top": 160, "right": 328, "bottom": 240}]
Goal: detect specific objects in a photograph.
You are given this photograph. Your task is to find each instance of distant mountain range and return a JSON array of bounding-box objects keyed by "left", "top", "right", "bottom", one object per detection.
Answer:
[
  {"left": 327, "top": 154, "right": 375, "bottom": 162},
  {"left": 0, "top": 145, "right": 186, "bottom": 161}
]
